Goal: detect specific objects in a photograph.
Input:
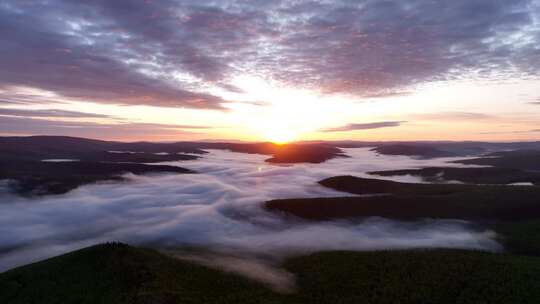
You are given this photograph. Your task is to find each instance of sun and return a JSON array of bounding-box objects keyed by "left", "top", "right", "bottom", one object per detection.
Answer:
[
  {"left": 225, "top": 75, "right": 356, "bottom": 144},
  {"left": 263, "top": 128, "right": 297, "bottom": 144}
]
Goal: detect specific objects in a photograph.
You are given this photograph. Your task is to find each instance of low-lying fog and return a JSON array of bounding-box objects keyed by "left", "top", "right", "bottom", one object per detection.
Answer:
[{"left": 0, "top": 148, "right": 500, "bottom": 275}]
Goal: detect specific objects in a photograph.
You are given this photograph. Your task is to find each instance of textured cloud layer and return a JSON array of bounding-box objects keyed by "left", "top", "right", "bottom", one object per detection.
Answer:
[{"left": 1, "top": 0, "right": 538, "bottom": 108}]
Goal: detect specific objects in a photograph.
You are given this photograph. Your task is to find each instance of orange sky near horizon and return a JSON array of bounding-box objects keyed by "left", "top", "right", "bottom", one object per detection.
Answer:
[{"left": 2, "top": 77, "right": 539, "bottom": 143}]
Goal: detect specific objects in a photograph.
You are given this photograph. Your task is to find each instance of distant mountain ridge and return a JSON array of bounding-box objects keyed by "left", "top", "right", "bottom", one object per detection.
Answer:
[
  {"left": 0, "top": 136, "right": 347, "bottom": 164},
  {"left": 2, "top": 135, "right": 540, "bottom": 161}
]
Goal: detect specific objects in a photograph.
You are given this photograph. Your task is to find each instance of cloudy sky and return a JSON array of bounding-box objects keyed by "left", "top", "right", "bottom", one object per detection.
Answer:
[{"left": 1, "top": 0, "right": 539, "bottom": 142}]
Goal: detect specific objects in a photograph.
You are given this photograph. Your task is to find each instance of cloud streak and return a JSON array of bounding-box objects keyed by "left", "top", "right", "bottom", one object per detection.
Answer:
[
  {"left": 480, "top": 129, "right": 540, "bottom": 134},
  {"left": 0, "top": 108, "right": 113, "bottom": 119},
  {"left": 413, "top": 112, "right": 495, "bottom": 121},
  {"left": 322, "top": 121, "right": 404, "bottom": 132},
  {"left": 0, "top": 116, "right": 209, "bottom": 140}
]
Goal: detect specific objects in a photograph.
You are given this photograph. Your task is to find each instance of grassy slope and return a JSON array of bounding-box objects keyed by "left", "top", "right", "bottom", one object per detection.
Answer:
[{"left": 2, "top": 244, "right": 540, "bottom": 304}]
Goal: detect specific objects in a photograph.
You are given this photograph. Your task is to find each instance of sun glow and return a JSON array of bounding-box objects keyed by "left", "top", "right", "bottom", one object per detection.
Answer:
[
  {"left": 261, "top": 127, "right": 297, "bottom": 145},
  {"left": 226, "top": 76, "right": 354, "bottom": 143}
]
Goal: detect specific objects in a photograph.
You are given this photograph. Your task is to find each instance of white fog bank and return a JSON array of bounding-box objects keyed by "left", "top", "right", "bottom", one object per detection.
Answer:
[{"left": 0, "top": 148, "right": 500, "bottom": 272}]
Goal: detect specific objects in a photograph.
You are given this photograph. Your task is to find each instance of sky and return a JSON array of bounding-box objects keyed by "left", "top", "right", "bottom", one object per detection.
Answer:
[{"left": 0, "top": 0, "right": 539, "bottom": 142}]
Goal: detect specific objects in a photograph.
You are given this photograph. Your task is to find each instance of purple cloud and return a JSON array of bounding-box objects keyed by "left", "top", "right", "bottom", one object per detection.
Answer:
[
  {"left": 0, "top": 108, "right": 113, "bottom": 119},
  {"left": 0, "top": 116, "right": 209, "bottom": 139},
  {"left": 412, "top": 112, "right": 495, "bottom": 121},
  {"left": 0, "top": 0, "right": 538, "bottom": 108},
  {"left": 321, "top": 121, "right": 404, "bottom": 132}
]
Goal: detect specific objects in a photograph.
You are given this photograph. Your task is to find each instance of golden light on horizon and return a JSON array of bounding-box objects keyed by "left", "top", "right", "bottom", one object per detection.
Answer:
[
  {"left": 17, "top": 75, "right": 540, "bottom": 143},
  {"left": 262, "top": 127, "right": 297, "bottom": 144},
  {"left": 226, "top": 75, "right": 356, "bottom": 143}
]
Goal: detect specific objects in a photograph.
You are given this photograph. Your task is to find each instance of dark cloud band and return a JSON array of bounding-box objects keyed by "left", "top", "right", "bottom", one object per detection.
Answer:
[{"left": 0, "top": 116, "right": 208, "bottom": 139}]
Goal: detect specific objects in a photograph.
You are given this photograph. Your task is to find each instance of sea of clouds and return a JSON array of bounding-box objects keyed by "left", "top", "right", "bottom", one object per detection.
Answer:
[{"left": 0, "top": 148, "right": 500, "bottom": 288}]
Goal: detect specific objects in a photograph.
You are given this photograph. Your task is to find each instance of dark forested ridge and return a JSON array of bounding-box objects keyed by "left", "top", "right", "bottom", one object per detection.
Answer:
[
  {"left": 2, "top": 243, "right": 540, "bottom": 304},
  {"left": 0, "top": 136, "right": 207, "bottom": 161},
  {"left": 266, "top": 176, "right": 540, "bottom": 255},
  {"left": 368, "top": 167, "right": 540, "bottom": 185},
  {"left": 334, "top": 141, "right": 540, "bottom": 158},
  {"left": 0, "top": 136, "right": 347, "bottom": 164},
  {"left": 267, "top": 177, "right": 540, "bottom": 221},
  {"left": 0, "top": 161, "right": 194, "bottom": 196},
  {"left": 453, "top": 150, "right": 540, "bottom": 171},
  {"left": 0, "top": 136, "right": 348, "bottom": 195}
]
